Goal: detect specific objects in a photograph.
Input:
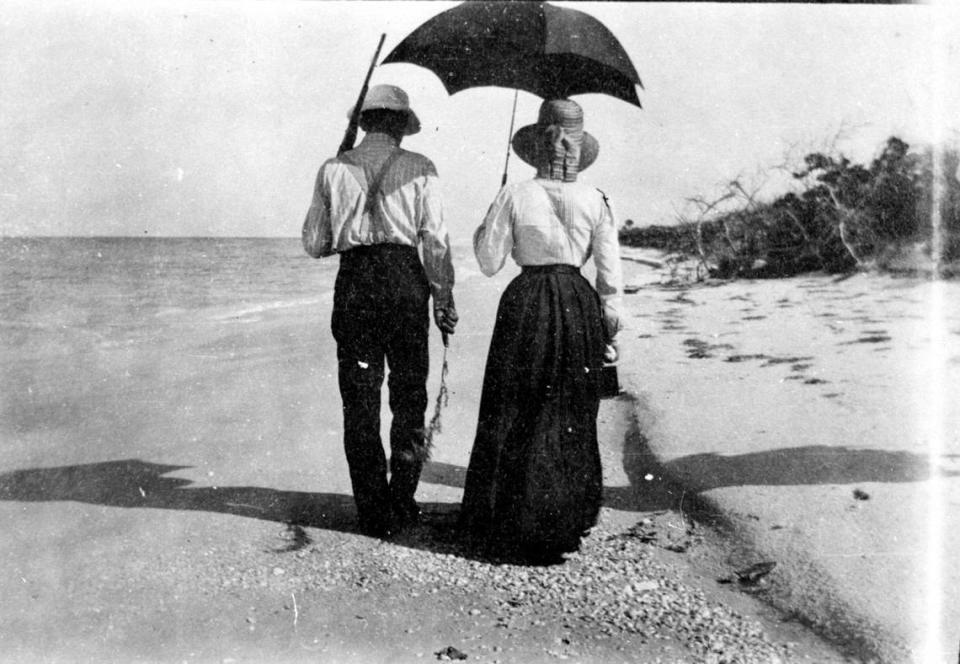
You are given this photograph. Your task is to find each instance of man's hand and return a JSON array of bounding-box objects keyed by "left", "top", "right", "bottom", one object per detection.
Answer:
[{"left": 434, "top": 303, "right": 458, "bottom": 336}]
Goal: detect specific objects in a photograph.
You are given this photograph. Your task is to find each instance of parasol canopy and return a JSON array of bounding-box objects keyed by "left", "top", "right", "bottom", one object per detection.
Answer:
[{"left": 382, "top": 1, "right": 643, "bottom": 108}]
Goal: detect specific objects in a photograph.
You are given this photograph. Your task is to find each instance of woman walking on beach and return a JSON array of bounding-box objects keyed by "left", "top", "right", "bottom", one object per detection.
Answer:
[{"left": 460, "top": 99, "right": 623, "bottom": 562}]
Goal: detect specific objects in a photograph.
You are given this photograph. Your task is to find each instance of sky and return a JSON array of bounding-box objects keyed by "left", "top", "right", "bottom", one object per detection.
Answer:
[{"left": 1, "top": 0, "right": 958, "bottom": 238}]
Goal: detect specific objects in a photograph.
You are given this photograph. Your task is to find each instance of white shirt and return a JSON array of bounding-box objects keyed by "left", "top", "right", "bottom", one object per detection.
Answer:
[
  {"left": 473, "top": 178, "right": 623, "bottom": 338},
  {"left": 302, "top": 133, "right": 454, "bottom": 307}
]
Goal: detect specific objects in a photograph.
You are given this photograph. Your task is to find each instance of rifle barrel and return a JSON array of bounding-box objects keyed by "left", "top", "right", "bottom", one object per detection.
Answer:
[{"left": 338, "top": 33, "right": 387, "bottom": 155}]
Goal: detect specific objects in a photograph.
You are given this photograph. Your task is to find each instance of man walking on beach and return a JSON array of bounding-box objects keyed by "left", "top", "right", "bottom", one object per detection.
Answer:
[{"left": 302, "top": 84, "right": 457, "bottom": 538}]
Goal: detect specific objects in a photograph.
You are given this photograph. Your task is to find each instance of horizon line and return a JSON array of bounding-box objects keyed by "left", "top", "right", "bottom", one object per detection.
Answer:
[{"left": 0, "top": 235, "right": 304, "bottom": 240}]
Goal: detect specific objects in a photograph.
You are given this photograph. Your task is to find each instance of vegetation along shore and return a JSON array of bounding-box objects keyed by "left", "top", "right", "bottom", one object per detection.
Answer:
[{"left": 620, "top": 136, "right": 960, "bottom": 281}]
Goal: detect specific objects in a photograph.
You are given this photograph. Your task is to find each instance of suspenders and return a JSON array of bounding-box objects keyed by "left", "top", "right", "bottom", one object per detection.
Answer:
[
  {"left": 341, "top": 148, "right": 404, "bottom": 241},
  {"left": 363, "top": 149, "right": 403, "bottom": 216}
]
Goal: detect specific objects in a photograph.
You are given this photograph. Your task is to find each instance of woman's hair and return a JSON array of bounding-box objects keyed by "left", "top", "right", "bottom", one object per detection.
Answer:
[{"left": 359, "top": 109, "right": 409, "bottom": 137}]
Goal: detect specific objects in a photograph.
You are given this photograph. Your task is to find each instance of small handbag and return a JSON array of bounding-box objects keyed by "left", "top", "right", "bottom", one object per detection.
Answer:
[{"left": 599, "top": 362, "right": 621, "bottom": 399}]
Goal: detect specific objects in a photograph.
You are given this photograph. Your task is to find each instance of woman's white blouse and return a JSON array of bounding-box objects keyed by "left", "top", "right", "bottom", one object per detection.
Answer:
[{"left": 473, "top": 178, "right": 623, "bottom": 339}]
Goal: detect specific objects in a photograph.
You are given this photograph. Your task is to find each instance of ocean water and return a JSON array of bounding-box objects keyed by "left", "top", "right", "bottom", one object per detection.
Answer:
[
  {"left": 0, "top": 237, "right": 338, "bottom": 356},
  {"left": 0, "top": 236, "right": 488, "bottom": 461}
]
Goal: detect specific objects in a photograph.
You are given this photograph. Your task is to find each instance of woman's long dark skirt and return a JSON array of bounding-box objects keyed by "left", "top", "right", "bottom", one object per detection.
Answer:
[{"left": 460, "top": 265, "right": 606, "bottom": 557}]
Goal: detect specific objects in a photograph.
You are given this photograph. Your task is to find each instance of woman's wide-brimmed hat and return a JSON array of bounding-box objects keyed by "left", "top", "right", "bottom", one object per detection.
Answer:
[
  {"left": 512, "top": 99, "right": 599, "bottom": 180},
  {"left": 348, "top": 83, "right": 421, "bottom": 136}
]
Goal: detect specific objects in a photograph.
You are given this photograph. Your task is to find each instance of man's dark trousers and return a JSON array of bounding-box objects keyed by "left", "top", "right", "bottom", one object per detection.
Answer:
[{"left": 331, "top": 244, "right": 430, "bottom": 533}]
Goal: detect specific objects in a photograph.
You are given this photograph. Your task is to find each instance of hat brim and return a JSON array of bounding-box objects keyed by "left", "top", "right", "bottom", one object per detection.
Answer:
[
  {"left": 512, "top": 124, "right": 599, "bottom": 171},
  {"left": 397, "top": 109, "right": 421, "bottom": 136}
]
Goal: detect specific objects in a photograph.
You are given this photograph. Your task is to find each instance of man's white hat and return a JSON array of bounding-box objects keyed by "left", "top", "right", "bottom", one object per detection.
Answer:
[{"left": 348, "top": 84, "right": 421, "bottom": 136}]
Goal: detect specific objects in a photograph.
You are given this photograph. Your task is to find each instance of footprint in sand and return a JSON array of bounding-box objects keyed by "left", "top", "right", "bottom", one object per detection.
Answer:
[
  {"left": 725, "top": 353, "right": 770, "bottom": 363},
  {"left": 762, "top": 356, "right": 814, "bottom": 367},
  {"left": 840, "top": 334, "right": 892, "bottom": 345},
  {"left": 682, "top": 338, "right": 734, "bottom": 359}
]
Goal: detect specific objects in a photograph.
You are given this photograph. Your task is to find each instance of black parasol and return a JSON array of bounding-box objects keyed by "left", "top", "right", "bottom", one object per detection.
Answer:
[{"left": 382, "top": 1, "right": 643, "bottom": 108}]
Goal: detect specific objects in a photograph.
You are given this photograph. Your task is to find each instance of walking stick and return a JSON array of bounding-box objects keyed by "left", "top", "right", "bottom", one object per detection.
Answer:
[
  {"left": 338, "top": 33, "right": 387, "bottom": 156},
  {"left": 423, "top": 333, "right": 449, "bottom": 459}
]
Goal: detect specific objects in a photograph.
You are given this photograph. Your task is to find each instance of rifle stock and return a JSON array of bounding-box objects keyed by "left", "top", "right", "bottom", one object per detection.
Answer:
[{"left": 338, "top": 33, "right": 387, "bottom": 156}]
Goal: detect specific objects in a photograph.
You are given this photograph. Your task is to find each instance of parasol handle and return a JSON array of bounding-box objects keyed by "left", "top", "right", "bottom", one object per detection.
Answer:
[{"left": 500, "top": 89, "right": 520, "bottom": 187}]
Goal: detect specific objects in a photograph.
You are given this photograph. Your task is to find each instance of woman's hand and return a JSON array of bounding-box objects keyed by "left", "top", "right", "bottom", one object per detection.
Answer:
[{"left": 604, "top": 342, "right": 619, "bottom": 364}]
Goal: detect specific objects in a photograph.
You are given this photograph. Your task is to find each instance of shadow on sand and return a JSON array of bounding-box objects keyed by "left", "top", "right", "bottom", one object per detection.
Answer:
[
  {"left": 0, "top": 459, "right": 364, "bottom": 533},
  {"left": 618, "top": 393, "right": 957, "bottom": 505},
  {"left": 663, "top": 445, "right": 956, "bottom": 491},
  {"left": 0, "top": 411, "right": 950, "bottom": 561},
  {"left": 0, "top": 458, "right": 526, "bottom": 563}
]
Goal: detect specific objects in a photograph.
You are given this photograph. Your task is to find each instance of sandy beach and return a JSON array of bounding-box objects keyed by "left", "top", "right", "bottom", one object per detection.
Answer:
[
  {"left": 616, "top": 249, "right": 960, "bottom": 663},
  {"left": 1, "top": 241, "right": 957, "bottom": 663},
  {"left": 2, "top": 0, "right": 957, "bottom": 660}
]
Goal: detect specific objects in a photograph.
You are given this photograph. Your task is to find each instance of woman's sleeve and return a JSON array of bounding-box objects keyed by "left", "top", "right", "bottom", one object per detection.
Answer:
[
  {"left": 473, "top": 187, "right": 514, "bottom": 276},
  {"left": 592, "top": 192, "right": 623, "bottom": 342}
]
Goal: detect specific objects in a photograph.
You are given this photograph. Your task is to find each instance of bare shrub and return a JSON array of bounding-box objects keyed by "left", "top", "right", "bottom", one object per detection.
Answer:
[{"left": 621, "top": 136, "right": 960, "bottom": 279}]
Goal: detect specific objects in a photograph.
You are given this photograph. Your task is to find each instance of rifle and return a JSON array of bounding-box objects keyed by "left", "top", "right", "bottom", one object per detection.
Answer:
[{"left": 338, "top": 33, "right": 387, "bottom": 156}]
